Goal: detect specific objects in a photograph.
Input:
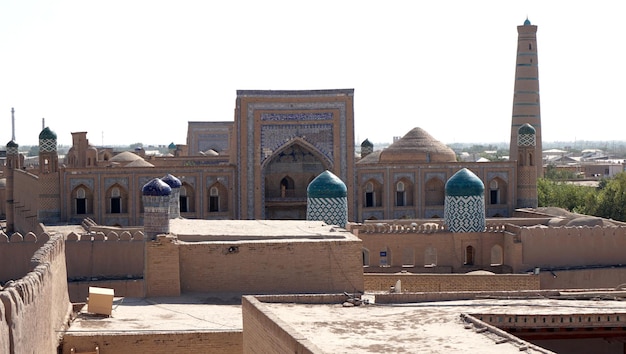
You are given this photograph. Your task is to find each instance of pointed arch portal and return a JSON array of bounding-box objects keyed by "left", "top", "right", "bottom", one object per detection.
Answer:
[{"left": 262, "top": 138, "right": 330, "bottom": 219}]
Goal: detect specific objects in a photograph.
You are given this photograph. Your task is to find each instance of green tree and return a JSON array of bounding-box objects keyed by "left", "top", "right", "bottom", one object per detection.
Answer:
[
  {"left": 537, "top": 178, "right": 596, "bottom": 214},
  {"left": 589, "top": 172, "right": 626, "bottom": 221}
]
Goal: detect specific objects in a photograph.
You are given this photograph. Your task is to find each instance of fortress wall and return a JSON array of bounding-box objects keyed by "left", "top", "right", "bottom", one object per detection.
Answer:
[
  {"left": 0, "top": 232, "right": 47, "bottom": 282},
  {"left": 520, "top": 226, "right": 626, "bottom": 268},
  {"left": 0, "top": 233, "right": 71, "bottom": 353},
  {"left": 177, "top": 239, "right": 364, "bottom": 294},
  {"left": 65, "top": 235, "right": 144, "bottom": 279},
  {"left": 12, "top": 170, "right": 40, "bottom": 233},
  {"left": 539, "top": 267, "right": 626, "bottom": 290},
  {"left": 358, "top": 231, "right": 504, "bottom": 271},
  {"left": 364, "top": 273, "right": 539, "bottom": 292}
]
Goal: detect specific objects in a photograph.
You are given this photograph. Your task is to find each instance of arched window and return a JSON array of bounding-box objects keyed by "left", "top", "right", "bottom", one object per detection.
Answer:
[
  {"left": 489, "top": 178, "right": 508, "bottom": 205},
  {"left": 365, "top": 182, "right": 375, "bottom": 207},
  {"left": 76, "top": 187, "right": 87, "bottom": 214},
  {"left": 396, "top": 181, "right": 405, "bottom": 207},
  {"left": 362, "top": 248, "right": 370, "bottom": 267},
  {"left": 529, "top": 152, "right": 534, "bottom": 166},
  {"left": 110, "top": 187, "right": 122, "bottom": 214},
  {"left": 280, "top": 176, "right": 294, "bottom": 198},
  {"left": 465, "top": 245, "right": 475, "bottom": 266},
  {"left": 209, "top": 186, "right": 219, "bottom": 212}
]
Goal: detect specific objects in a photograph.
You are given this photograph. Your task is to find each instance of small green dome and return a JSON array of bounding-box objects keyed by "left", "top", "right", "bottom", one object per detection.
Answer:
[
  {"left": 168, "top": 142, "right": 176, "bottom": 150},
  {"left": 39, "top": 127, "right": 57, "bottom": 140},
  {"left": 307, "top": 170, "right": 347, "bottom": 198},
  {"left": 361, "top": 139, "right": 373, "bottom": 148},
  {"left": 518, "top": 123, "right": 536, "bottom": 135},
  {"left": 445, "top": 168, "right": 484, "bottom": 197},
  {"left": 6, "top": 140, "right": 18, "bottom": 148},
  {"left": 524, "top": 18, "right": 531, "bottom": 26}
]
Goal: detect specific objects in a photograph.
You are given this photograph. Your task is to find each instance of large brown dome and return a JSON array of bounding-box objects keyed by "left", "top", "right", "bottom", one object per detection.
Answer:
[{"left": 378, "top": 127, "right": 456, "bottom": 163}]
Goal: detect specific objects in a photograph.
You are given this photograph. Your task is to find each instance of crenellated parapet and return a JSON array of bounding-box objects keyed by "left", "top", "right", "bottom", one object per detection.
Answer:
[
  {"left": 0, "top": 233, "right": 71, "bottom": 353},
  {"left": 65, "top": 230, "right": 145, "bottom": 241},
  {"left": 357, "top": 221, "right": 508, "bottom": 234}
]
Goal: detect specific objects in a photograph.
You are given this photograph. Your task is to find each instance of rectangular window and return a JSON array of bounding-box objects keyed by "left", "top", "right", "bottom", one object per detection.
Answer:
[
  {"left": 111, "top": 198, "right": 121, "bottom": 214},
  {"left": 209, "top": 196, "right": 219, "bottom": 212},
  {"left": 180, "top": 196, "right": 188, "bottom": 213},
  {"left": 365, "top": 192, "right": 374, "bottom": 207},
  {"left": 76, "top": 199, "right": 87, "bottom": 214},
  {"left": 490, "top": 190, "right": 498, "bottom": 204}
]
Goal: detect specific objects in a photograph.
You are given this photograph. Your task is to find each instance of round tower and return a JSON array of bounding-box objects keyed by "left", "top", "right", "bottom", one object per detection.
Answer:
[
  {"left": 444, "top": 168, "right": 485, "bottom": 233},
  {"left": 142, "top": 178, "right": 172, "bottom": 240},
  {"left": 306, "top": 170, "right": 348, "bottom": 228},
  {"left": 161, "top": 174, "right": 182, "bottom": 219},
  {"left": 39, "top": 127, "right": 58, "bottom": 173},
  {"left": 516, "top": 123, "right": 539, "bottom": 208}
]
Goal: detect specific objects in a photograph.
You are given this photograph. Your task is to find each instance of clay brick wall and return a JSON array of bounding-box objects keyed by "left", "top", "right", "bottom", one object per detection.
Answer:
[
  {"left": 177, "top": 239, "right": 364, "bottom": 294},
  {"left": 0, "top": 231, "right": 46, "bottom": 282},
  {"left": 62, "top": 331, "right": 242, "bottom": 354},
  {"left": 68, "top": 279, "right": 144, "bottom": 303},
  {"left": 145, "top": 235, "right": 180, "bottom": 297},
  {"left": 364, "top": 273, "right": 539, "bottom": 292},
  {"left": 520, "top": 226, "right": 626, "bottom": 269},
  {"left": 242, "top": 296, "right": 321, "bottom": 354},
  {"left": 539, "top": 267, "right": 626, "bottom": 290},
  {"left": 0, "top": 233, "right": 72, "bottom": 353},
  {"left": 358, "top": 230, "right": 505, "bottom": 272},
  {"left": 12, "top": 170, "right": 40, "bottom": 233}
]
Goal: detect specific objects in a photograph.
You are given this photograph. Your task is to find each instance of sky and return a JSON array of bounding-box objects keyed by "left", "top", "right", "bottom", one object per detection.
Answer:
[{"left": 1, "top": 1, "right": 625, "bottom": 147}]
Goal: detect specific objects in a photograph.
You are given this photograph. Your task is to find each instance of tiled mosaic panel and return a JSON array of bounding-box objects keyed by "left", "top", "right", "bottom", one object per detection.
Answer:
[
  {"left": 307, "top": 197, "right": 347, "bottom": 228},
  {"left": 444, "top": 195, "right": 485, "bottom": 233},
  {"left": 261, "top": 124, "right": 334, "bottom": 163},
  {"left": 261, "top": 112, "right": 333, "bottom": 121},
  {"left": 518, "top": 133, "right": 536, "bottom": 147},
  {"left": 39, "top": 139, "right": 57, "bottom": 152}
]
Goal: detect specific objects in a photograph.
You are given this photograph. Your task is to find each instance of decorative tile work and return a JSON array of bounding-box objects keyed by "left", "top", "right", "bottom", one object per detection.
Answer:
[
  {"left": 197, "top": 133, "right": 229, "bottom": 153},
  {"left": 518, "top": 133, "right": 536, "bottom": 146},
  {"left": 444, "top": 195, "right": 486, "bottom": 233},
  {"left": 307, "top": 197, "right": 347, "bottom": 227},
  {"left": 260, "top": 124, "right": 334, "bottom": 164},
  {"left": 261, "top": 112, "right": 333, "bottom": 121},
  {"left": 104, "top": 177, "right": 129, "bottom": 190},
  {"left": 487, "top": 171, "right": 509, "bottom": 183},
  {"left": 70, "top": 178, "right": 94, "bottom": 192},
  {"left": 393, "top": 172, "right": 415, "bottom": 183},
  {"left": 39, "top": 139, "right": 57, "bottom": 152},
  {"left": 361, "top": 173, "right": 384, "bottom": 185}
]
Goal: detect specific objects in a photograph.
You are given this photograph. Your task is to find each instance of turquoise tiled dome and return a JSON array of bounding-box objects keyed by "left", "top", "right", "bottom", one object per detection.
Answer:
[
  {"left": 161, "top": 174, "right": 182, "bottom": 188},
  {"left": 6, "top": 140, "right": 18, "bottom": 148},
  {"left": 518, "top": 123, "right": 536, "bottom": 135},
  {"left": 168, "top": 142, "right": 177, "bottom": 150},
  {"left": 142, "top": 178, "right": 172, "bottom": 196},
  {"left": 361, "top": 139, "right": 373, "bottom": 148},
  {"left": 445, "top": 168, "right": 484, "bottom": 197},
  {"left": 524, "top": 18, "right": 531, "bottom": 26},
  {"left": 307, "top": 170, "right": 347, "bottom": 198},
  {"left": 39, "top": 127, "right": 57, "bottom": 140}
]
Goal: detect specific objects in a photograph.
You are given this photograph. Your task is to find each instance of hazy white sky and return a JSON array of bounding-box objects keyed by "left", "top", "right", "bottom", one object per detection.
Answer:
[{"left": 1, "top": 1, "right": 624, "bottom": 147}]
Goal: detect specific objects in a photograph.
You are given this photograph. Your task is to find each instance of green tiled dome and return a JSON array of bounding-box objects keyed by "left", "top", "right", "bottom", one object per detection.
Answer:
[
  {"left": 361, "top": 139, "right": 373, "bottom": 148},
  {"left": 39, "top": 127, "right": 57, "bottom": 140},
  {"left": 307, "top": 170, "right": 347, "bottom": 198},
  {"left": 445, "top": 168, "right": 484, "bottom": 197},
  {"left": 6, "top": 140, "right": 18, "bottom": 148},
  {"left": 518, "top": 123, "right": 536, "bottom": 135},
  {"left": 168, "top": 142, "right": 177, "bottom": 150}
]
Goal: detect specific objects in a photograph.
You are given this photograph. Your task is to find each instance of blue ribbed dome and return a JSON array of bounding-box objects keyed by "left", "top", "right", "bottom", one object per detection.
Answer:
[
  {"left": 39, "top": 127, "right": 57, "bottom": 140},
  {"left": 518, "top": 123, "right": 536, "bottom": 135},
  {"left": 445, "top": 168, "right": 484, "bottom": 197},
  {"left": 307, "top": 170, "right": 347, "bottom": 198},
  {"left": 142, "top": 178, "right": 172, "bottom": 196},
  {"left": 161, "top": 174, "right": 182, "bottom": 188}
]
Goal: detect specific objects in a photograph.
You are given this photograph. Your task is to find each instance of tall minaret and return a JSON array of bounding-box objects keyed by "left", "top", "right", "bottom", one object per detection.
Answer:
[{"left": 510, "top": 18, "right": 543, "bottom": 179}]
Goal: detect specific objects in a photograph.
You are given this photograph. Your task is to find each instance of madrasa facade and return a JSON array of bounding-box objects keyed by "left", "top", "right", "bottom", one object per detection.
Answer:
[{"left": 1, "top": 20, "right": 542, "bottom": 233}]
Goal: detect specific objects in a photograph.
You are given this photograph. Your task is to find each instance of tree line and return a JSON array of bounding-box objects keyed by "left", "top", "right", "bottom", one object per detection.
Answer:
[{"left": 538, "top": 171, "right": 626, "bottom": 222}]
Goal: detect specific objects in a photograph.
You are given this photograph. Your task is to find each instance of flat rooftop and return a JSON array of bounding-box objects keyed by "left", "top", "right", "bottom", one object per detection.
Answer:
[
  {"left": 169, "top": 219, "right": 356, "bottom": 241},
  {"left": 257, "top": 296, "right": 626, "bottom": 353},
  {"left": 66, "top": 293, "right": 242, "bottom": 336}
]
